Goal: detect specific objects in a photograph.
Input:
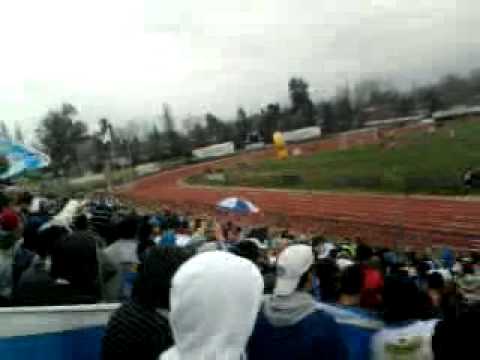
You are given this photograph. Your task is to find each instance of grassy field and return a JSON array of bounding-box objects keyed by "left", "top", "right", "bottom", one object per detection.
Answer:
[{"left": 189, "top": 120, "right": 480, "bottom": 195}]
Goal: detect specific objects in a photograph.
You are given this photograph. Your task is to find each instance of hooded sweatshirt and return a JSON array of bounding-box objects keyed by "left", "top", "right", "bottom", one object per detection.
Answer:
[
  {"left": 160, "top": 251, "right": 264, "bottom": 360},
  {"left": 248, "top": 291, "right": 347, "bottom": 360},
  {"left": 48, "top": 231, "right": 100, "bottom": 304},
  {"left": 262, "top": 292, "right": 317, "bottom": 327}
]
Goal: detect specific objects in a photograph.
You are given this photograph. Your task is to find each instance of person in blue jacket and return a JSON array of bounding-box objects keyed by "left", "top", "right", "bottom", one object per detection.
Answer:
[{"left": 247, "top": 244, "right": 347, "bottom": 360}]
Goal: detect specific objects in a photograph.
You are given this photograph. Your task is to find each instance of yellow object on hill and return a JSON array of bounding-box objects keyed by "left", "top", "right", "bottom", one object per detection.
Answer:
[{"left": 273, "top": 132, "right": 288, "bottom": 160}]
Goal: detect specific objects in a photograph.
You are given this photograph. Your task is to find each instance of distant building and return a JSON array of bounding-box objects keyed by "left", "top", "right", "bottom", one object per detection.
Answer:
[{"left": 433, "top": 105, "right": 480, "bottom": 121}]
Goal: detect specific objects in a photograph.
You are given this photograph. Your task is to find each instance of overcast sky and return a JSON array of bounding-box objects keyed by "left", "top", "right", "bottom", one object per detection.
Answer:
[{"left": 1, "top": 0, "right": 479, "bottom": 138}]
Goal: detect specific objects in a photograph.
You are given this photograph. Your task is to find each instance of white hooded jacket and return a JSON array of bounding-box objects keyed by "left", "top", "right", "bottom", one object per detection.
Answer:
[{"left": 160, "top": 251, "right": 264, "bottom": 360}]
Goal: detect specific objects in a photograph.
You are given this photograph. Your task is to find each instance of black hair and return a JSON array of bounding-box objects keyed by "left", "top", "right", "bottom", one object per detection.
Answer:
[
  {"left": 315, "top": 259, "right": 340, "bottom": 302},
  {"left": 356, "top": 243, "right": 373, "bottom": 263},
  {"left": 116, "top": 215, "right": 139, "bottom": 240},
  {"left": 137, "top": 216, "right": 153, "bottom": 243},
  {"left": 230, "top": 240, "right": 260, "bottom": 265},
  {"left": 132, "top": 246, "right": 193, "bottom": 310},
  {"left": 136, "top": 217, "right": 155, "bottom": 263},
  {"left": 73, "top": 214, "right": 89, "bottom": 231},
  {"left": 427, "top": 272, "right": 445, "bottom": 290},
  {"left": 297, "top": 268, "right": 312, "bottom": 291},
  {"left": 311, "top": 236, "right": 324, "bottom": 248},
  {"left": 339, "top": 264, "right": 363, "bottom": 296},
  {"left": 50, "top": 230, "right": 99, "bottom": 292},
  {"left": 382, "top": 275, "right": 431, "bottom": 324},
  {"left": 416, "top": 260, "right": 431, "bottom": 279},
  {"left": 248, "top": 227, "right": 268, "bottom": 242},
  {"left": 162, "top": 212, "right": 180, "bottom": 231},
  {"left": 36, "top": 225, "right": 69, "bottom": 258}
]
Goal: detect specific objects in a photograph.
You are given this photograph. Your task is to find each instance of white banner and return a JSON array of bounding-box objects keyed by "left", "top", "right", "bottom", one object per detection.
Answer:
[
  {"left": 192, "top": 142, "right": 235, "bottom": 159},
  {"left": 282, "top": 126, "right": 322, "bottom": 143}
]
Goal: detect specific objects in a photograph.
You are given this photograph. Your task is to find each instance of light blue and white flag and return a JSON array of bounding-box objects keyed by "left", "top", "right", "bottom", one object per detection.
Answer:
[{"left": 0, "top": 139, "right": 50, "bottom": 179}]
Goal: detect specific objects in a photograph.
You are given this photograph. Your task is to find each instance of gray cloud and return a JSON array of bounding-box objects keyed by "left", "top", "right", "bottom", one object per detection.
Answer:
[{"left": 0, "top": 0, "right": 479, "bottom": 140}]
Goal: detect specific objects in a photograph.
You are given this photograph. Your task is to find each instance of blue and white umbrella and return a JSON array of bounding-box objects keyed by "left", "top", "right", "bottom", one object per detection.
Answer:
[{"left": 216, "top": 197, "right": 259, "bottom": 215}]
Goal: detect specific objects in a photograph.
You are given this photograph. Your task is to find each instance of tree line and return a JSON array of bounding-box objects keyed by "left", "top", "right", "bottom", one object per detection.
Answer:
[{"left": 17, "top": 68, "right": 480, "bottom": 176}]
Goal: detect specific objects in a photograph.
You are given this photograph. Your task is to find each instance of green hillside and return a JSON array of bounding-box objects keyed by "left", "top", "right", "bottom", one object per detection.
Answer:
[{"left": 189, "top": 120, "right": 480, "bottom": 195}]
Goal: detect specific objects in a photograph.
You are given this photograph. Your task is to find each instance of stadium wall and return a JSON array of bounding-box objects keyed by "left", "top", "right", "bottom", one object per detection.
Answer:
[{"left": 0, "top": 304, "right": 118, "bottom": 360}]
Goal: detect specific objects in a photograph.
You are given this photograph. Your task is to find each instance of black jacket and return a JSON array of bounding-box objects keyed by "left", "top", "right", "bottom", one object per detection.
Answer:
[{"left": 102, "top": 301, "right": 172, "bottom": 360}]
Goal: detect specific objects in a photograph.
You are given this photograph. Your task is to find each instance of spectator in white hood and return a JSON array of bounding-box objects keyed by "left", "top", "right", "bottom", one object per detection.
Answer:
[{"left": 160, "top": 251, "right": 264, "bottom": 360}]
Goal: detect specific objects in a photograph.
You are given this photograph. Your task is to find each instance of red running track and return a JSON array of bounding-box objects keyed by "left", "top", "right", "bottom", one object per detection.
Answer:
[{"left": 120, "top": 154, "right": 480, "bottom": 250}]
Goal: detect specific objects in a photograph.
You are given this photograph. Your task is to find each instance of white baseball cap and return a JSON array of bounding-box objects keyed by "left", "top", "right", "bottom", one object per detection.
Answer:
[{"left": 274, "top": 245, "right": 314, "bottom": 296}]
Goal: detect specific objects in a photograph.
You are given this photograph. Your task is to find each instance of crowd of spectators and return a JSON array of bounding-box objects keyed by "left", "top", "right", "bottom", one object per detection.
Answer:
[{"left": 1, "top": 188, "right": 479, "bottom": 359}]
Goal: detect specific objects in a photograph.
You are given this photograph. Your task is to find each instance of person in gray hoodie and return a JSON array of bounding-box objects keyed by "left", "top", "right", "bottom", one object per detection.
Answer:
[{"left": 248, "top": 244, "right": 347, "bottom": 360}]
